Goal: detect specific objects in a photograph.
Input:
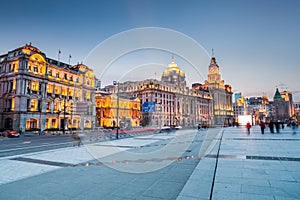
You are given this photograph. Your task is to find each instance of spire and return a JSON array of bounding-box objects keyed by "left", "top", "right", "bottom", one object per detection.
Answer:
[
  {"left": 274, "top": 88, "right": 282, "bottom": 99},
  {"left": 171, "top": 53, "right": 175, "bottom": 64}
]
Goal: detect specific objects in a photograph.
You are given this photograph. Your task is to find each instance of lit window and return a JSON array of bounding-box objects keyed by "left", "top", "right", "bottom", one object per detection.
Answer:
[
  {"left": 31, "top": 99, "right": 38, "bottom": 111},
  {"left": 62, "top": 88, "right": 67, "bottom": 96},
  {"left": 54, "top": 101, "right": 59, "bottom": 112},
  {"left": 47, "top": 84, "right": 53, "bottom": 93},
  {"left": 32, "top": 81, "right": 39, "bottom": 91},
  {"left": 55, "top": 86, "right": 60, "bottom": 94}
]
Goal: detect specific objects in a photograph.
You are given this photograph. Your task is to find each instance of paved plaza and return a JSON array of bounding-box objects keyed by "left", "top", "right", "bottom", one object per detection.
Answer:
[{"left": 0, "top": 126, "right": 299, "bottom": 200}]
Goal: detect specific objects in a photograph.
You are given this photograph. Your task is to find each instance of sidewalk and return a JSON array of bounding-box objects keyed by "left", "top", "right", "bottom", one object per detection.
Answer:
[{"left": 177, "top": 126, "right": 300, "bottom": 200}]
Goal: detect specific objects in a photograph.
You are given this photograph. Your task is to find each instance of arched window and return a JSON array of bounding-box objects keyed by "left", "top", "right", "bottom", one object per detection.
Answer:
[{"left": 26, "top": 118, "right": 38, "bottom": 130}]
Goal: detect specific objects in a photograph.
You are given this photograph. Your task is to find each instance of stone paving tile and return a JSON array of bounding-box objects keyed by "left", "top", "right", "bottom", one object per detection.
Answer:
[
  {"left": 141, "top": 181, "right": 185, "bottom": 200},
  {"left": 0, "top": 159, "right": 59, "bottom": 185},
  {"left": 241, "top": 184, "right": 273, "bottom": 196}
]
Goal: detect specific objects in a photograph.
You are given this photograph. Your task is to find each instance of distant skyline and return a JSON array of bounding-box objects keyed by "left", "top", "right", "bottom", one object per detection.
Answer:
[{"left": 1, "top": 0, "right": 299, "bottom": 101}]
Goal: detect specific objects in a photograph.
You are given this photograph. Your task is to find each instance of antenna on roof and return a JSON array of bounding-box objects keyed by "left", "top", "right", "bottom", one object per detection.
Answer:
[{"left": 212, "top": 48, "right": 215, "bottom": 57}]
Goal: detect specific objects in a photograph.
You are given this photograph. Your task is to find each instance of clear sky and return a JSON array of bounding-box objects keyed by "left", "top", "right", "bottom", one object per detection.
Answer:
[{"left": 1, "top": 0, "right": 299, "bottom": 101}]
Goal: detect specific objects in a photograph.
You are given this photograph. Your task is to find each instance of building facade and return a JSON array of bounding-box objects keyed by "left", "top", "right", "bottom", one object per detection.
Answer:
[
  {"left": 95, "top": 91, "right": 141, "bottom": 128},
  {"left": 103, "top": 57, "right": 213, "bottom": 128},
  {"left": 203, "top": 57, "right": 233, "bottom": 125},
  {"left": 273, "top": 88, "right": 294, "bottom": 122},
  {"left": 0, "top": 44, "right": 96, "bottom": 132}
]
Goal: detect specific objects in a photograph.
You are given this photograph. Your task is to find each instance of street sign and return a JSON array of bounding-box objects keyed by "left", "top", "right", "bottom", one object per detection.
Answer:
[{"left": 142, "top": 102, "right": 156, "bottom": 112}]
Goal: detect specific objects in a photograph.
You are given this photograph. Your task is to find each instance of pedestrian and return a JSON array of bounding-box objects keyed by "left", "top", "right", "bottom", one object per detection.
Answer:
[
  {"left": 246, "top": 122, "right": 251, "bottom": 134},
  {"left": 72, "top": 132, "right": 81, "bottom": 147},
  {"left": 259, "top": 121, "right": 265, "bottom": 134},
  {"left": 275, "top": 121, "right": 280, "bottom": 133},
  {"left": 291, "top": 120, "right": 297, "bottom": 134},
  {"left": 198, "top": 124, "right": 201, "bottom": 131},
  {"left": 269, "top": 120, "right": 274, "bottom": 133}
]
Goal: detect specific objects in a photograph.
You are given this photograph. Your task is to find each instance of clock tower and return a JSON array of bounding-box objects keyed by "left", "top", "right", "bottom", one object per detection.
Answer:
[
  {"left": 204, "top": 56, "right": 234, "bottom": 125},
  {"left": 208, "top": 57, "right": 221, "bottom": 84}
]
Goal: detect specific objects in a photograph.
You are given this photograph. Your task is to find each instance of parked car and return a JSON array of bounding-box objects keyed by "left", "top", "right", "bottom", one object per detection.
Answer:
[{"left": 1, "top": 130, "right": 20, "bottom": 138}]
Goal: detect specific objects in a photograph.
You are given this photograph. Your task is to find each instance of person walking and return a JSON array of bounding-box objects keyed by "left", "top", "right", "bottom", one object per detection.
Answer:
[
  {"left": 259, "top": 121, "right": 265, "bottom": 134},
  {"left": 275, "top": 121, "right": 280, "bottom": 133},
  {"left": 291, "top": 120, "right": 297, "bottom": 134},
  {"left": 72, "top": 132, "right": 81, "bottom": 147},
  {"left": 269, "top": 120, "right": 274, "bottom": 133},
  {"left": 246, "top": 122, "right": 251, "bottom": 134}
]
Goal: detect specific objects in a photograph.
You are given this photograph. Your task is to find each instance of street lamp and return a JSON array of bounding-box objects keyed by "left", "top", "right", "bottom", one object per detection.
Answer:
[{"left": 113, "top": 81, "right": 119, "bottom": 139}]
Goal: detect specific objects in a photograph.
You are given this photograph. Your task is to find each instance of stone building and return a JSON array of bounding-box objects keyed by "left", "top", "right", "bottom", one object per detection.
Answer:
[
  {"left": 273, "top": 88, "right": 294, "bottom": 121},
  {"left": 103, "top": 57, "right": 213, "bottom": 128},
  {"left": 0, "top": 44, "right": 96, "bottom": 132},
  {"left": 95, "top": 90, "right": 141, "bottom": 128},
  {"left": 202, "top": 57, "right": 233, "bottom": 125}
]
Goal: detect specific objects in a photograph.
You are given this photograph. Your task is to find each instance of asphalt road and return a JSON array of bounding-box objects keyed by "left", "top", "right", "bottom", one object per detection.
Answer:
[{"left": 0, "top": 134, "right": 73, "bottom": 157}]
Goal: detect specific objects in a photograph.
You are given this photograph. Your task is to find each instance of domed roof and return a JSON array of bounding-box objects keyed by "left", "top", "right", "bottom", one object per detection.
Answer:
[{"left": 162, "top": 56, "right": 185, "bottom": 77}]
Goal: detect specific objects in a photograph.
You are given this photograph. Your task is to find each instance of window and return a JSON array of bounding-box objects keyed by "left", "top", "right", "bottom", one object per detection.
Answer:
[
  {"left": 56, "top": 73, "right": 59, "bottom": 78},
  {"left": 64, "top": 73, "right": 67, "bottom": 80},
  {"left": 33, "top": 66, "right": 38, "bottom": 73},
  {"left": 62, "top": 88, "right": 67, "bottom": 96},
  {"left": 47, "top": 84, "right": 53, "bottom": 93},
  {"left": 30, "top": 99, "right": 38, "bottom": 111},
  {"left": 54, "top": 101, "right": 59, "bottom": 112},
  {"left": 48, "top": 69, "right": 52, "bottom": 76},
  {"left": 32, "top": 81, "right": 38, "bottom": 91},
  {"left": 55, "top": 86, "right": 60, "bottom": 94},
  {"left": 46, "top": 102, "right": 51, "bottom": 112},
  {"left": 26, "top": 118, "right": 38, "bottom": 130}
]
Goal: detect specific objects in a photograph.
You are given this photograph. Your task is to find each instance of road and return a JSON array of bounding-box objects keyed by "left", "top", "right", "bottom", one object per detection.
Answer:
[
  {"left": 0, "top": 134, "right": 73, "bottom": 157},
  {"left": 0, "top": 129, "right": 207, "bottom": 200}
]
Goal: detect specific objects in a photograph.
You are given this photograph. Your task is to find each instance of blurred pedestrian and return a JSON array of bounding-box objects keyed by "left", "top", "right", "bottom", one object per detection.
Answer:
[
  {"left": 72, "top": 132, "right": 81, "bottom": 147},
  {"left": 291, "top": 120, "right": 297, "bottom": 134},
  {"left": 275, "top": 121, "right": 280, "bottom": 133},
  {"left": 269, "top": 120, "right": 274, "bottom": 133},
  {"left": 246, "top": 122, "right": 251, "bottom": 134},
  {"left": 259, "top": 121, "right": 265, "bottom": 134}
]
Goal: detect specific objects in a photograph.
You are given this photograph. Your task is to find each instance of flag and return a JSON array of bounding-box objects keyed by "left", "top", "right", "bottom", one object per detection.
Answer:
[
  {"left": 59, "top": 49, "right": 61, "bottom": 54},
  {"left": 69, "top": 54, "right": 72, "bottom": 58}
]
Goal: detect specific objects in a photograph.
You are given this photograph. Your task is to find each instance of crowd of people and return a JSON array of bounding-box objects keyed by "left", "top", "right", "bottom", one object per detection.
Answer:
[{"left": 244, "top": 119, "right": 298, "bottom": 135}]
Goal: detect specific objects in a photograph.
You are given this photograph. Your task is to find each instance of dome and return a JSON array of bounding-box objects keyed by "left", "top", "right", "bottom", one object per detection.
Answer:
[{"left": 162, "top": 57, "right": 185, "bottom": 77}]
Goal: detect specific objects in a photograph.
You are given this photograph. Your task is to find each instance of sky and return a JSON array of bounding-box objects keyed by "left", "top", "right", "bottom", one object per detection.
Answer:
[{"left": 1, "top": 0, "right": 299, "bottom": 101}]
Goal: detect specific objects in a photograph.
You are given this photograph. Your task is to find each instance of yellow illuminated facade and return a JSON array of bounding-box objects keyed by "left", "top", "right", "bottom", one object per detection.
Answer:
[
  {"left": 0, "top": 44, "right": 96, "bottom": 132},
  {"left": 204, "top": 57, "right": 234, "bottom": 125},
  {"left": 96, "top": 91, "right": 141, "bottom": 128}
]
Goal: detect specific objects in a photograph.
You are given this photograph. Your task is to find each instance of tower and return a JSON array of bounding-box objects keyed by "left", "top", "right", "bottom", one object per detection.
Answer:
[{"left": 161, "top": 55, "right": 186, "bottom": 89}]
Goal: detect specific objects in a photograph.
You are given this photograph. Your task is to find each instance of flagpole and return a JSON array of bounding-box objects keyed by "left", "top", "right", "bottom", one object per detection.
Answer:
[
  {"left": 68, "top": 54, "right": 71, "bottom": 65},
  {"left": 58, "top": 49, "right": 61, "bottom": 62}
]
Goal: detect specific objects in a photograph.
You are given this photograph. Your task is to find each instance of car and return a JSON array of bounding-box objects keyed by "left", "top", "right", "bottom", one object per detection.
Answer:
[
  {"left": 1, "top": 130, "right": 20, "bottom": 138},
  {"left": 175, "top": 126, "right": 182, "bottom": 130}
]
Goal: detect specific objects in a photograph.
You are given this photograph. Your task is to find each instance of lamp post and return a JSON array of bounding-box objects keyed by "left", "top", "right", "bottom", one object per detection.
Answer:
[
  {"left": 63, "top": 95, "right": 66, "bottom": 134},
  {"left": 113, "top": 81, "right": 119, "bottom": 139}
]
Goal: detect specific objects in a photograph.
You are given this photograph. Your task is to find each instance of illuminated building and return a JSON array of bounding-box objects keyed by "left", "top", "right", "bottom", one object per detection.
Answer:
[
  {"left": 203, "top": 57, "right": 233, "bottom": 125},
  {"left": 273, "top": 88, "right": 294, "bottom": 121},
  {"left": 103, "top": 57, "right": 213, "bottom": 127},
  {"left": 0, "top": 44, "right": 95, "bottom": 132},
  {"left": 95, "top": 91, "right": 141, "bottom": 128}
]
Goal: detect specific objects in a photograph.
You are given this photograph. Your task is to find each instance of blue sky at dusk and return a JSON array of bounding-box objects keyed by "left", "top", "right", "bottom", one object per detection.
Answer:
[{"left": 1, "top": 0, "right": 299, "bottom": 101}]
